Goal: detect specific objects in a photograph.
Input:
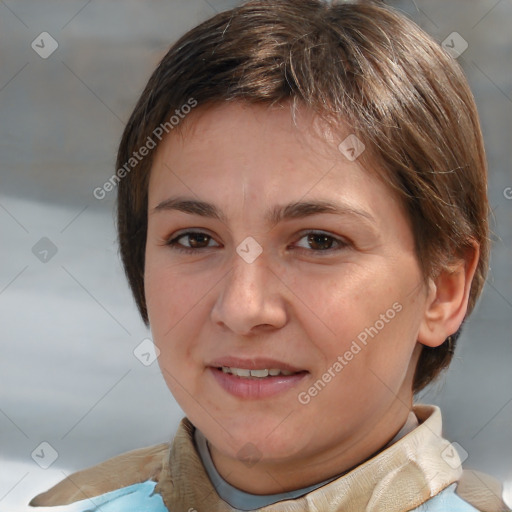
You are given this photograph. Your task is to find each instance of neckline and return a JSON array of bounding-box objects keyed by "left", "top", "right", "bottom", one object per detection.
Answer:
[{"left": 193, "top": 411, "right": 419, "bottom": 510}]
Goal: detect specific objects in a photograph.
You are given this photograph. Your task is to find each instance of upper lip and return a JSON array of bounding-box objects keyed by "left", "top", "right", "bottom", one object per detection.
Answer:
[{"left": 208, "top": 357, "right": 306, "bottom": 373}]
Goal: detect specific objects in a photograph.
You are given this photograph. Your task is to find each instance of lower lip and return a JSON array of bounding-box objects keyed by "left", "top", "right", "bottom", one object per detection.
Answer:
[{"left": 209, "top": 367, "right": 308, "bottom": 399}]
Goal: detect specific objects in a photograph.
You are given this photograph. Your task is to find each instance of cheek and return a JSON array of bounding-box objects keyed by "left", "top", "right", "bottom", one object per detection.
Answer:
[
  {"left": 287, "top": 267, "right": 386, "bottom": 343},
  {"left": 292, "top": 265, "right": 422, "bottom": 367},
  {"left": 144, "top": 257, "right": 190, "bottom": 347},
  {"left": 144, "top": 256, "right": 215, "bottom": 370},
  {"left": 145, "top": 267, "right": 196, "bottom": 395}
]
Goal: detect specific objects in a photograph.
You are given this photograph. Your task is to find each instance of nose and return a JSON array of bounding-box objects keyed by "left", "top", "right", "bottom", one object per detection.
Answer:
[{"left": 210, "top": 250, "right": 287, "bottom": 336}]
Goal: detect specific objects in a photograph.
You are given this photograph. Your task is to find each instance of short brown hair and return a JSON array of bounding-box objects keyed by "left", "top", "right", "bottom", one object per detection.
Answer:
[{"left": 116, "top": 0, "right": 489, "bottom": 392}]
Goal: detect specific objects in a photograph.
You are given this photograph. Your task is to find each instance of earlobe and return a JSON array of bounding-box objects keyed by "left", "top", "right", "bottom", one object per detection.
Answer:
[{"left": 418, "top": 242, "right": 480, "bottom": 348}]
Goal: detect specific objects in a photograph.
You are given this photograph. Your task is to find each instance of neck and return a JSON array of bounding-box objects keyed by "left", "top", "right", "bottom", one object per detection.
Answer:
[{"left": 208, "top": 397, "right": 414, "bottom": 495}]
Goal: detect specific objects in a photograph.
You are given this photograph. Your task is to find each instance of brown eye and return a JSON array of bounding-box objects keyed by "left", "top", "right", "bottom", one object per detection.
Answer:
[
  {"left": 166, "top": 231, "right": 219, "bottom": 253},
  {"left": 307, "top": 233, "right": 336, "bottom": 251},
  {"left": 294, "top": 231, "right": 349, "bottom": 254},
  {"left": 183, "top": 233, "right": 211, "bottom": 248}
]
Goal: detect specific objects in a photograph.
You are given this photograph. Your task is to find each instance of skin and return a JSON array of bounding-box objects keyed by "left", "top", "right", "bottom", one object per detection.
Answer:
[{"left": 144, "top": 102, "right": 478, "bottom": 494}]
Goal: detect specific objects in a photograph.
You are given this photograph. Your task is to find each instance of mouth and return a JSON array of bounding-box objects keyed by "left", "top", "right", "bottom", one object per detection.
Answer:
[
  {"left": 207, "top": 357, "right": 308, "bottom": 399},
  {"left": 218, "top": 367, "right": 299, "bottom": 378}
]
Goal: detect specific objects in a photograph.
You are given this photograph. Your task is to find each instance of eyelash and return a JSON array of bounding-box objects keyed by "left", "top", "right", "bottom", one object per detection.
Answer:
[{"left": 164, "top": 230, "right": 350, "bottom": 255}]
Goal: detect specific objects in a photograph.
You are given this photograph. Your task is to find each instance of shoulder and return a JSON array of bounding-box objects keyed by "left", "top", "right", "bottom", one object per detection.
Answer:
[
  {"left": 29, "top": 442, "right": 170, "bottom": 507},
  {"left": 411, "top": 471, "right": 509, "bottom": 512},
  {"left": 455, "top": 469, "right": 510, "bottom": 512}
]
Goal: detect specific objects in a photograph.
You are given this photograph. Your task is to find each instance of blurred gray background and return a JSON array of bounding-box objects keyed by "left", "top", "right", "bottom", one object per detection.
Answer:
[{"left": 0, "top": 1, "right": 510, "bottom": 510}]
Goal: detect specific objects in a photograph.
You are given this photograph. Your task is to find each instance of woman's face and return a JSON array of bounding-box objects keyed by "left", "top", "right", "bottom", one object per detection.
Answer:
[{"left": 144, "top": 102, "right": 431, "bottom": 490}]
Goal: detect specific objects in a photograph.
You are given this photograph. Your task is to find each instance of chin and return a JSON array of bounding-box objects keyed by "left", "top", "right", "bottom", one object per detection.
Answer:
[{"left": 213, "top": 416, "right": 312, "bottom": 461}]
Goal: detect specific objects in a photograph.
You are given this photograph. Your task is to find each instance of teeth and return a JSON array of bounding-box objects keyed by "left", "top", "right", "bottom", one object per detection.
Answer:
[
  {"left": 220, "top": 367, "right": 296, "bottom": 378},
  {"left": 234, "top": 368, "right": 251, "bottom": 377},
  {"left": 250, "top": 369, "right": 268, "bottom": 378}
]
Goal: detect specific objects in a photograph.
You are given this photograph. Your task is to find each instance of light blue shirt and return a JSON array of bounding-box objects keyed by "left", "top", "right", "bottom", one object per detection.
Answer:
[
  {"left": 24, "top": 480, "right": 168, "bottom": 512},
  {"left": 22, "top": 480, "right": 479, "bottom": 511},
  {"left": 413, "top": 484, "right": 479, "bottom": 511}
]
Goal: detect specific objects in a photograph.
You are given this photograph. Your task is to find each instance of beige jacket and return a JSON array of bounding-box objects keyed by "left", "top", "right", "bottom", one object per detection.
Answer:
[{"left": 30, "top": 405, "right": 508, "bottom": 511}]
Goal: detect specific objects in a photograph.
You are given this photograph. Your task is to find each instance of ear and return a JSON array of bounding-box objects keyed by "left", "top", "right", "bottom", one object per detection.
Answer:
[{"left": 418, "top": 241, "right": 480, "bottom": 348}]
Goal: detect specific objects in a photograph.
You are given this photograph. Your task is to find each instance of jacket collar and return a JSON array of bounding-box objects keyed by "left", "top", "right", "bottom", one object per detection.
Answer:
[{"left": 155, "top": 404, "right": 462, "bottom": 511}]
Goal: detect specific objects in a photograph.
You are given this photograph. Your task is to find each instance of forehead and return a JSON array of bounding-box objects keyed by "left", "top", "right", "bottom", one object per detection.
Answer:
[
  {"left": 147, "top": 102, "right": 405, "bottom": 228},
  {"left": 156, "top": 102, "right": 334, "bottom": 161}
]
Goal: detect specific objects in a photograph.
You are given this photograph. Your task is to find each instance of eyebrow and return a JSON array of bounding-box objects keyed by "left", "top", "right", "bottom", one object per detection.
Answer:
[{"left": 152, "top": 196, "right": 375, "bottom": 226}]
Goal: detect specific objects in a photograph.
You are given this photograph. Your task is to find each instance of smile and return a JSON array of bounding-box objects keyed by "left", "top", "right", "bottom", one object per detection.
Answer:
[
  {"left": 220, "top": 367, "right": 297, "bottom": 378},
  {"left": 209, "top": 365, "right": 308, "bottom": 399}
]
